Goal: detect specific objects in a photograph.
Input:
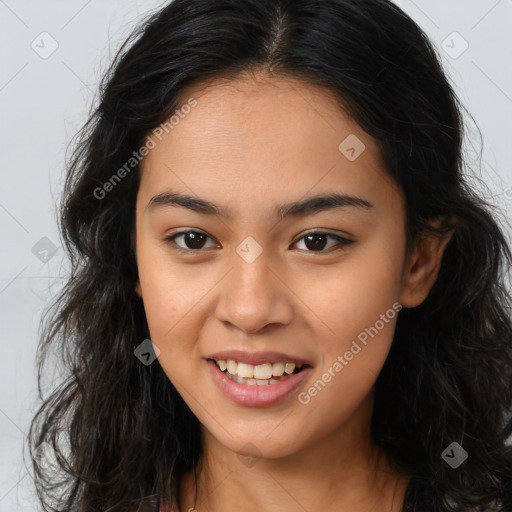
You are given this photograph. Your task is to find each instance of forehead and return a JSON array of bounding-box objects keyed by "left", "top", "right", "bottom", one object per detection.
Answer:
[
  {"left": 170, "top": 71, "right": 364, "bottom": 152},
  {"left": 177, "top": 70, "right": 344, "bottom": 117},
  {"left": 138, "top": 71, "right": 403, "bottom": 219}
]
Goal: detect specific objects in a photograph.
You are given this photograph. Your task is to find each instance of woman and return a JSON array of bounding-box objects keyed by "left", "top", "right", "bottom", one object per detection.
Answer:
[{"left": 28, "top": 1, "right": 512, "bottom": 511}]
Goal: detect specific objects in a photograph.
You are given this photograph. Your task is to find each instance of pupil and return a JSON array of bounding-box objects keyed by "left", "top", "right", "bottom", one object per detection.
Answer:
[
  {"left": 305, "top": 233, "right": 327, "bottom": 251},
  {"left": 185, "top": 232, "right": 206, "bottom": 249}
]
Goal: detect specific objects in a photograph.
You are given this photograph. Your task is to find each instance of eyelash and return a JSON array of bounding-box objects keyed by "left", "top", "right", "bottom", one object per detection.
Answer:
[{"left": 163, "top": 230, "right": 354, "bottom": 255}]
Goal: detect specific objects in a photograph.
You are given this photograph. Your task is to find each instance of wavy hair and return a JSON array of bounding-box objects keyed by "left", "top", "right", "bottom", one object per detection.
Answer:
[{"left": 27, "top": 0, "right": 512, "bottom": 511}]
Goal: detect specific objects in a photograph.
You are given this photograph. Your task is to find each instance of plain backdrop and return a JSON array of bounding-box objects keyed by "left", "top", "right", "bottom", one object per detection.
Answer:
[{"left": 1, "top": 0, "right": 511, "bottom": 509}]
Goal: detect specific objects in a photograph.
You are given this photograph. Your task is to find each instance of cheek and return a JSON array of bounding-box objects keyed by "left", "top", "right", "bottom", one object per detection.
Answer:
[
  {"left": 135, "top": 239, "right": 203, "bottom": 348},
  {"left": 308, "top": 232, "right": 403, "bottom": 336},
  {"left": 299, "top": 231, "right": 404, "bottom": 395},
  {"left": 294, "top": 274, "right": 401, "bottom": 439}
]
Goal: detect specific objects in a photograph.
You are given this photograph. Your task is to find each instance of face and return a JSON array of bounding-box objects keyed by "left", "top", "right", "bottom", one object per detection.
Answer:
[{"left": 133, "top": 72, "right": 447, "bottom": 462}]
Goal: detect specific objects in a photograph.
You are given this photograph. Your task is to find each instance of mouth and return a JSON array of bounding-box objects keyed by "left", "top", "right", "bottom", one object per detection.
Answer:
[
  {"left": 206, "top": 357, "right": 313, "bottom": 407},
  {"left": 207, "top": 358, "right": 309, "bottom": 386}
]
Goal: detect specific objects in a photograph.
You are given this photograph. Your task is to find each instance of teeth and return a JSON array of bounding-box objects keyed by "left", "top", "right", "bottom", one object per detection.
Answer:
[
  {"left": 227, "top": 360, "right": 238, "bottom": 374},
  {"left": 229, "top": 374, "right": 278, "bottom": 385},
  {"left": 272, "top": 362, "right": 285, "bottom": 376},
  {"left": 237, "top": 363, "right": 254, "bottom": 378},
  {"left": 254, "top": 363, "right": 273, "bottom": 380},
  {"left": 226, "top": 373, "right": 282, "bottom": 386},
  {"left": 284, "top": 363, "right": 295, "bottom": 374},
  {"left": 217, "top": 359, "right": 304, "bottom": 379}
]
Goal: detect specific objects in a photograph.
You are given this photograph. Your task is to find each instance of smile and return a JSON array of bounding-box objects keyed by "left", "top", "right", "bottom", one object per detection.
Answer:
[
  {"left": 207, "top": 359, "right": 312, "bottom": 407},
  {"left": 214, "top": 358, "right": 304, "bottom": 384}
]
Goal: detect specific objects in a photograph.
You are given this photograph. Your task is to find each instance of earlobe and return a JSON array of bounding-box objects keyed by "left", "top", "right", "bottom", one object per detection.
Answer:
[
  {"left": 399, "top": 219, "right": 455, "bottom": 309},
  {"left": 135, "top": 280, "right": 142, "bottom": 299}
]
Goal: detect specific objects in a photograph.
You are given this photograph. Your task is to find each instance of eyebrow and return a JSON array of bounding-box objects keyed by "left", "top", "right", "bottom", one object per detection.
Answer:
[{"left": 145, "top": 190, "right": 374, "bottom": 220}]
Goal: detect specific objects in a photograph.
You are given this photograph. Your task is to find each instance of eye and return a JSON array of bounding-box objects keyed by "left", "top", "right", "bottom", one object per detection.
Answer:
[
  {"left": 164, "top": 230, "right": 354, "bottom": 254},
  {"left": 292, "top": 231, "right": 355, "bottom": 253},
  {"left": 164, "top": 230, "right": 218, "bottom": 253}
]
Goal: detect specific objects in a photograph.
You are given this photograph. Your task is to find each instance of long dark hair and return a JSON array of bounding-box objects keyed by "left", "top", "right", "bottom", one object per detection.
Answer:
[{"left": 27, "top": 0, "right": 512, "bottom": 511}]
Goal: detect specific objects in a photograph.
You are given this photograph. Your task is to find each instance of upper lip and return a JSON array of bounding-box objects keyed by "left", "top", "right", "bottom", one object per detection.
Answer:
[{"left": 206, "top": 350, "right": 312, "bottom": 367}]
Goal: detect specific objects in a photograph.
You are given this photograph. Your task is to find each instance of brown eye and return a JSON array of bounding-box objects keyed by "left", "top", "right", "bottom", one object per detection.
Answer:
[
  {"left": 164, "top": 230, "right": 354, "bottom": 255},
  {"left": 293, "top": 232, "right": 354, "bottom": 253},
  {"left": 165, "top": 230, "right": 217, "bottom": 252}
]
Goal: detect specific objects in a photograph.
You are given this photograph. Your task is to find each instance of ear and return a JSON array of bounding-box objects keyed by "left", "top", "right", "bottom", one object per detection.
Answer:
[
  {"left": 399, "top": 217, "right": 456, "bottom": 308},
  {"left": 135, "top": 280, "right": 142, "bottom": 299}
]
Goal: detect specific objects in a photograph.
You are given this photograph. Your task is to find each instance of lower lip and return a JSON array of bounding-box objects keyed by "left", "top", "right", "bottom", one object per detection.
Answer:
[{"left": 207, "top": 359, "right": 312, "bottom": 407}]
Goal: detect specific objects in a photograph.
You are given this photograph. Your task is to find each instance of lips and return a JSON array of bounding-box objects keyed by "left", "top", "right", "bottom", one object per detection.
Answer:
[
  {"left": 205, "top": 349, "right": 313, "bottom": 367},
  {"left": 207, "top": 359, "right": 313, "bottom": 407}
]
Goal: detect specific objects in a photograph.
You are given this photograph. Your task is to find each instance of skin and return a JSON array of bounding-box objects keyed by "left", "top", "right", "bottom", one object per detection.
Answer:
[{"left": 134, "top": 70, "right": 453, "bottom": 512}]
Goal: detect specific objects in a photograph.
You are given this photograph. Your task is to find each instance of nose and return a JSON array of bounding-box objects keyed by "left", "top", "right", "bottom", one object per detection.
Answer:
[{"left": 214, "top": 249, "right": 293, "bottom": 335}]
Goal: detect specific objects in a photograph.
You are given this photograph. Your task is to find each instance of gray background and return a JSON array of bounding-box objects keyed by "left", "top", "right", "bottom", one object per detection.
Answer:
[{"left": 1, "top": 0, "right": 511, "bottom": 509}]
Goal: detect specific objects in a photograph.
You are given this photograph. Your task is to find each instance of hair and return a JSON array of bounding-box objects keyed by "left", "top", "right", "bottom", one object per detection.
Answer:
[{"left": 26, "top": 0, "right": 512, "bottom": 511}]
